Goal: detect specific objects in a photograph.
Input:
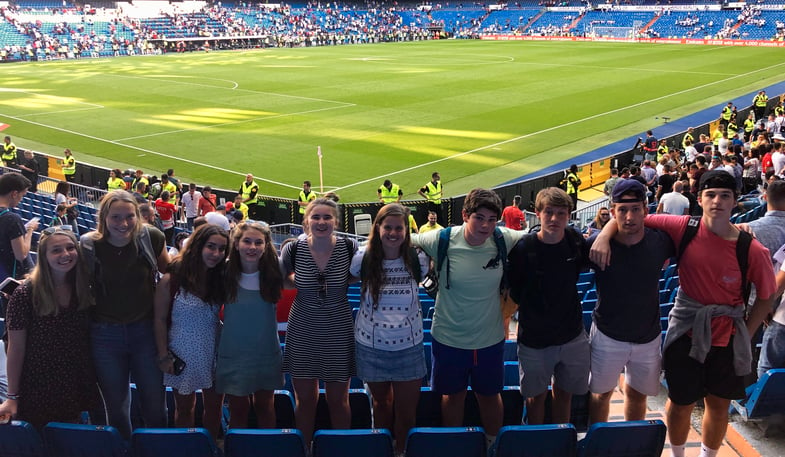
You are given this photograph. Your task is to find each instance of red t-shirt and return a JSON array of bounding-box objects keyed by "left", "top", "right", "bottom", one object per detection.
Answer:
[
  {"left": 501, "top": 205, "right": 524, "bottom": 230},
  {"left": 155, "top": 199, "right": 177, "bottom": 229},
  {"left": 645, "top": 214, "right": 776, "bottom": 346},
  {"left": 762, "top": 152, "right": 774, "bottom": 173},
  {"left": 198, "top": 194, "right": 217, "bottom": 215}
]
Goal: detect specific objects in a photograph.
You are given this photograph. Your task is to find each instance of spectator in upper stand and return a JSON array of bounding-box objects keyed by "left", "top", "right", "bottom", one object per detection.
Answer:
[
  {"left": 587, "top": 179, "right": 674, "bottom": 424},
  {"left": 693, "top": 134, "right": 710, "bottom": 159},
  {"left": 603, "top": 168, "right": 621, "bottom": 197},
  {"left": 378, "top": 179, "right": 403, "bottom": 204},
  {"left": 180, "top": 183, "right": 202, "bottom": 231},
  {"left": 54, "top": 181, "right": 79, "bottom": 236},
  {"left": 585, "top": 207, "right": 611, "bottom": 237},
  {"left": 640, "top": 161, "right": 658, "bottom": 192},
  {"left": 107, "top": 169, "right": 126, "bottom": 191},
  {"left": 17, "top": 150, "right": 39, "bottom": 193},
  {"left": 657, "top": 181, "right": 690, "bottom": 215},
  {"left": 656, "top": 164, "right": 676, "bottom": 201},
  {"left": 132, "top": 170, "right": 150, "bottom": 199},
  {"left": 773, "top": 141, "right": 785, "bottom": 178},
  {"left": 691, "top": 156, "right": 708, "bottom": 194},
  {"left": 198, "top": 186, "right": 217, "bottom": 216},
  {"left": 0, "top": 173, "right": 38, "bottom": 280},
  {"left": 154, "top": 190, "right": 177, "bottom": 245},
  {"left": 204, "top": 204, "right": 231, "bottom": 231},
  {"left": 758, "top": 252, "right": 785, "bottom": 378},
  {"left": 501, "top": 195, "right": 526, "bottom": 231},
  {"left": 711, "top": 123, "right": 725, "bottom": 149},
  {"left": 49, "top": 203, "right": 69, "bottom": 228},
  {"left": 642, "top": 130, "right": 658, "bottom": 162},
  {"left": 709, "top": 155, "right": 723, "bottom": 171},
  {"left": 418, "top": 211, "right": 443, "bottom": 234},
  {"left": 233, "top": 194, "right": 248, "bottom": 221},
  {"left": 132, "top": 182, "right": 148, "bottom": 205},
  {"left": 745, "top": 180, "right": 785, "bottom": 257},
  {"left": 742, "top": 148, "right": 762, "bottom": 194},
  {"left": 684, "top": 140, "right": 699, "bottom": 165},
  {"left": 122, "top": 170, "right": 134, "bottom": 191}
]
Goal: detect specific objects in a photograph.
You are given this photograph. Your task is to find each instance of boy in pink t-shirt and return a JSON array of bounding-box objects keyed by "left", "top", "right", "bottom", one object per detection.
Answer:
[{"left": 592, "top": 170, "right": 776, "bottom": 457}]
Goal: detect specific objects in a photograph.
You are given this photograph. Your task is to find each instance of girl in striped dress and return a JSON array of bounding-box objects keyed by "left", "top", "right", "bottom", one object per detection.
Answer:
[{"left": 280, "top": 198, "right": 357, "bottom": 444}]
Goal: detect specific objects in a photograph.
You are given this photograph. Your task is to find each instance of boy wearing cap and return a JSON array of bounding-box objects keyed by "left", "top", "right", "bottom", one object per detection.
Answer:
[
  {"left": 508, "top": 187, "right": 590, "bottom": 425},
  {"left": 587, "top": 179, "right": 674, "bottom": 424},
  {"left": 591, "top": 170, "right": 776, "bottom": 457}
]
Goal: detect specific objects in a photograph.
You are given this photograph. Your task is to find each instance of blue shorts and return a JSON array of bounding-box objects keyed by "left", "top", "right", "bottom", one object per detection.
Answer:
[
  {"left": 356, "top": 342, "right": 427, "bottom": 383},
  {"left": 431, "top": 338, "right": 505, "bottom": 396}
]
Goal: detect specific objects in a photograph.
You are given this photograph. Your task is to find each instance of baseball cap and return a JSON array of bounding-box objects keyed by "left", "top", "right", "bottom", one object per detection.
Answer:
[
  {"left": 216, "top": 204, "right": 226, "bottom": 211},
  {"left": 698, "top": 170, "right": 736, "bottom": 192},
  {"left": 611, "top": 179, "right": 647, "bottom": 203}
]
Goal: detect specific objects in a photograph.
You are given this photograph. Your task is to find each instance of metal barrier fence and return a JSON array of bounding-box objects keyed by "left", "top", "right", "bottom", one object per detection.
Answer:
[{"left": 269, "top": 223, "right": 368, "bottom": 249}]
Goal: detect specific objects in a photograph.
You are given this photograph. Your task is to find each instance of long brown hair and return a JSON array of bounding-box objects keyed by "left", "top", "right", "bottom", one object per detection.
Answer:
[
  {"left": 362, "top": 203, "right": 415, "bottom": 306},
  {"left": 226, "top": 221, "right": 282, "bottom": 304},
  {"left": 30, "top": 229, "right": 94, "bottom": 316},
  {"left": 167, "top": 224, "right": 228, "bottom": 305}
]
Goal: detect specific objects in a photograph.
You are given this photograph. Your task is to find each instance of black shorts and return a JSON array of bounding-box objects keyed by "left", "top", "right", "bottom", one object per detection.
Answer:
[{"left": 663, "top": 334, "right": 746, "bottom": 405}]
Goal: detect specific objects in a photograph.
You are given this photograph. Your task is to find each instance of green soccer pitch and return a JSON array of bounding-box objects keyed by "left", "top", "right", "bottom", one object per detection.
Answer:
[{"left": 1, "top": 40, "right": 784, "bottom": 202}]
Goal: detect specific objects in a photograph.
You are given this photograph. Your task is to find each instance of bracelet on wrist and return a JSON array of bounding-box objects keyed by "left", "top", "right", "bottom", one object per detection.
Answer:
[{"left": 6, "top": 393, "right": 20, "bottom": 400}]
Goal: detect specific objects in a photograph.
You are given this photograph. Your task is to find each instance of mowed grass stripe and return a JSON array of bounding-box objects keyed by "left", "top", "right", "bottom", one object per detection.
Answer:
[{"left": 0, "top": 40, "right": 783, "bottom": 201}]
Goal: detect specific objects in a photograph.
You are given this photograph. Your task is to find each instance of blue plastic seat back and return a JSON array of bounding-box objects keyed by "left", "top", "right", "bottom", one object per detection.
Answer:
[
  {"left": 578, "top": 420, "right": 666, "bottom": 457},
  {"left": 745, "top": 369, "right": 785, "bottom": 419},
  {"left": 131, "top": 427, "right": 217, "bottom": 457},
  {"left": 0, "top": 421, "right": 45, "bottom": 457},
  {"left": 43, "top": 422, "right": 126, "bottom": 457},
  {"left": 405, "top": 427, "right": 487, "bottom": 457},
  {"left": 312, "top": 429, "right": 394, "bottom": 457},
  {"left": 224, "top": 428, "right": 306, "bottom": 457},
  {"left": 491, "top": 424, "right": 577, "bottom": 457}
]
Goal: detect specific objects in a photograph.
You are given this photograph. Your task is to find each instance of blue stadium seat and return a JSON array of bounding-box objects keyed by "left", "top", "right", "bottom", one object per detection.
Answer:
[
  {"left": 224, "top": 429, "right": 307, "bottom": 457},
  {"left": 503, "top": 339, "right": 518, "bottom": 361},
  {"left": 731, "top": 369, "right": 785, "bottom": 421},
  {"left": 423, "top": 342, "right": 432, "bottom": 386},
  {"left": 501, "top": 387, "right": 524, "bottom": 426},
  {"left": 131, "top": 428, "right": 218, "bottom": 457},
  {"left": 582, "top": 310, "right": 593, "bottom": 332},
  {"left": 314, "top": 389, "right": 372, "bottom": 430},
  {"left": 577, "top": 420, "right": 666, "bottom": 457},
  {"left": 275, "top": 390, "right": 296, "bottom": 429},
  {"left": 415, "top": 387, "right": 442, "bottom": 427},
  {"left": 490, "top": 424, "right": 577, "bottom": 457},
  {"left": 504, "top": 361, "right": 520, "bottom": 387},
  {"left": 423, "top": 318, "right": 433, "bottom": 330},
  {"left": 0, "top": 420, "right": 45, "bottom": 457},
  {"left": 43, "top": 422, "right": 126, "bottom": 457},
  {"left": 583, "top": 289, "right": 597, "bottom": 301},
  {"left": 582, "top": 299, "right": 597, "bottom": 312},
  {"left": 405, "top": 427, "right": 487, "bottom": 457},
  {"left": 312, "top": 429, "right": 394, "bottom": 457}
]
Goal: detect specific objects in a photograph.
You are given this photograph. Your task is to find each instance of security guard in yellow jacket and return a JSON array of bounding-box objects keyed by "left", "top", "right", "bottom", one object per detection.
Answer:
[
  {"left": 297, "top": 180, "right": 317, "bottom": 222},
  {"left": 240, "top": 173, "right": 261, "bottom": 220},
  {"left": 2, "top": 136, "right": 17, "bottom": 168},
  {"left": 378, "top": 179, "right": 402, "bottom": 204}
]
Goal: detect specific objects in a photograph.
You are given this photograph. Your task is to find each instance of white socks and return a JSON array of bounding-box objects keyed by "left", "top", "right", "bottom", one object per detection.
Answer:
[
  {"left": 699, "top": 444, "right": 719, "bottom": 457},
  {"left": 670, "top": 443, "right": 686, "bottom": 457}
]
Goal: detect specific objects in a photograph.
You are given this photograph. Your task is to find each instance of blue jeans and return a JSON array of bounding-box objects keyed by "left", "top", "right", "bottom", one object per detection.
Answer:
[
  {"left": 758, "top": 320, "right": 785, "bottom": 379},
  {"left": 91, "top": 320, "right": 166, "bottom": 439}
]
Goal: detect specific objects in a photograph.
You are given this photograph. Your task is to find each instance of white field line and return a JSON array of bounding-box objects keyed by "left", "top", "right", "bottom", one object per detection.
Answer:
[
  {"left": 331, "top": 59, "right": 785, "bottom": 193},
  {"left": 0, "top": 112, "right": 302, "bottom": 190}
]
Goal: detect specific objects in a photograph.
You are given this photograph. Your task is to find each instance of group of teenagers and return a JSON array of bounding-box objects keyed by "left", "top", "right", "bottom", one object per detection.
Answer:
[{"left": 0, "top": 165, "right": 783, "bottom": 457}]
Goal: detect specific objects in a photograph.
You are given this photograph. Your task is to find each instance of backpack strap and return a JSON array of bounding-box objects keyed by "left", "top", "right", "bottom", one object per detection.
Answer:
[
  {"left": 137, "top": 225, "right": 159, "bottom": 275},
  {"left": 737, "top": 230, "right": 753, "bottom": 305},
  {"left": 676, "top": 216, "right": 701, "bottom": 265},
  {"left": 490, "top": 227, "right": 508, "bottom": 290},
  {"left": 436, "top": 227, "right": 452, "bottom": 290}
]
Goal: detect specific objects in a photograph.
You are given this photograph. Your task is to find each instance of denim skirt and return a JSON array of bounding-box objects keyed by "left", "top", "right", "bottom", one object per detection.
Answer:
[{"left": 355, "top": 342, "right": 427, "bottom": 383}]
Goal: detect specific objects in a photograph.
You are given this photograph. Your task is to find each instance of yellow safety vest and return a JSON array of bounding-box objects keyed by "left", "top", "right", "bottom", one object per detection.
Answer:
[
  {"left": 162, "top": 181, "right": 177, "bottom": 196},
  {"left": 62, "top": 155, "right": 76, "bottom": 175},
  {"left": 425, "top": 181, "right": 442, "bottom": 204},
  {"left": 133, "top": 176, "right": 149, "bottom": 198},
  {"left": 744, "top": 118, "right": 755, "bottom": 133},
  {"left": 107, "top": 177, "right": 126, "bottom": 191},
  {"left": 2, "top": 142, "right": 16, "bottom": 162},
  {"left": 682, "top": 133, "right": 693, "bottom": 149},
  {"left": 241, "top": 181, "right": 259, "bottom": 205},
  {"left": 721, "top": 106, "right": 732, "bottom": 121},
  {"left": 565, "top": 172, "right": 579, "bottom": 194},
  {"left": 755, "top": 94, "right": 768, "bottom": 107},
  {"left": 298, "top": 190, "right": 315, "bottom": 214},
  {"left": 657, "top": 145, "right": 669, "bottom": 161},
  {"left": 379, "top": 184, "right": 400, "bottom": 204}
]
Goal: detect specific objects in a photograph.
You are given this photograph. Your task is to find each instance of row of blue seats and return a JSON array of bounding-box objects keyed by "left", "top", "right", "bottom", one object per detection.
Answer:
[{"left": 0, "top": 419, "right": 670, "bottom": 457}]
